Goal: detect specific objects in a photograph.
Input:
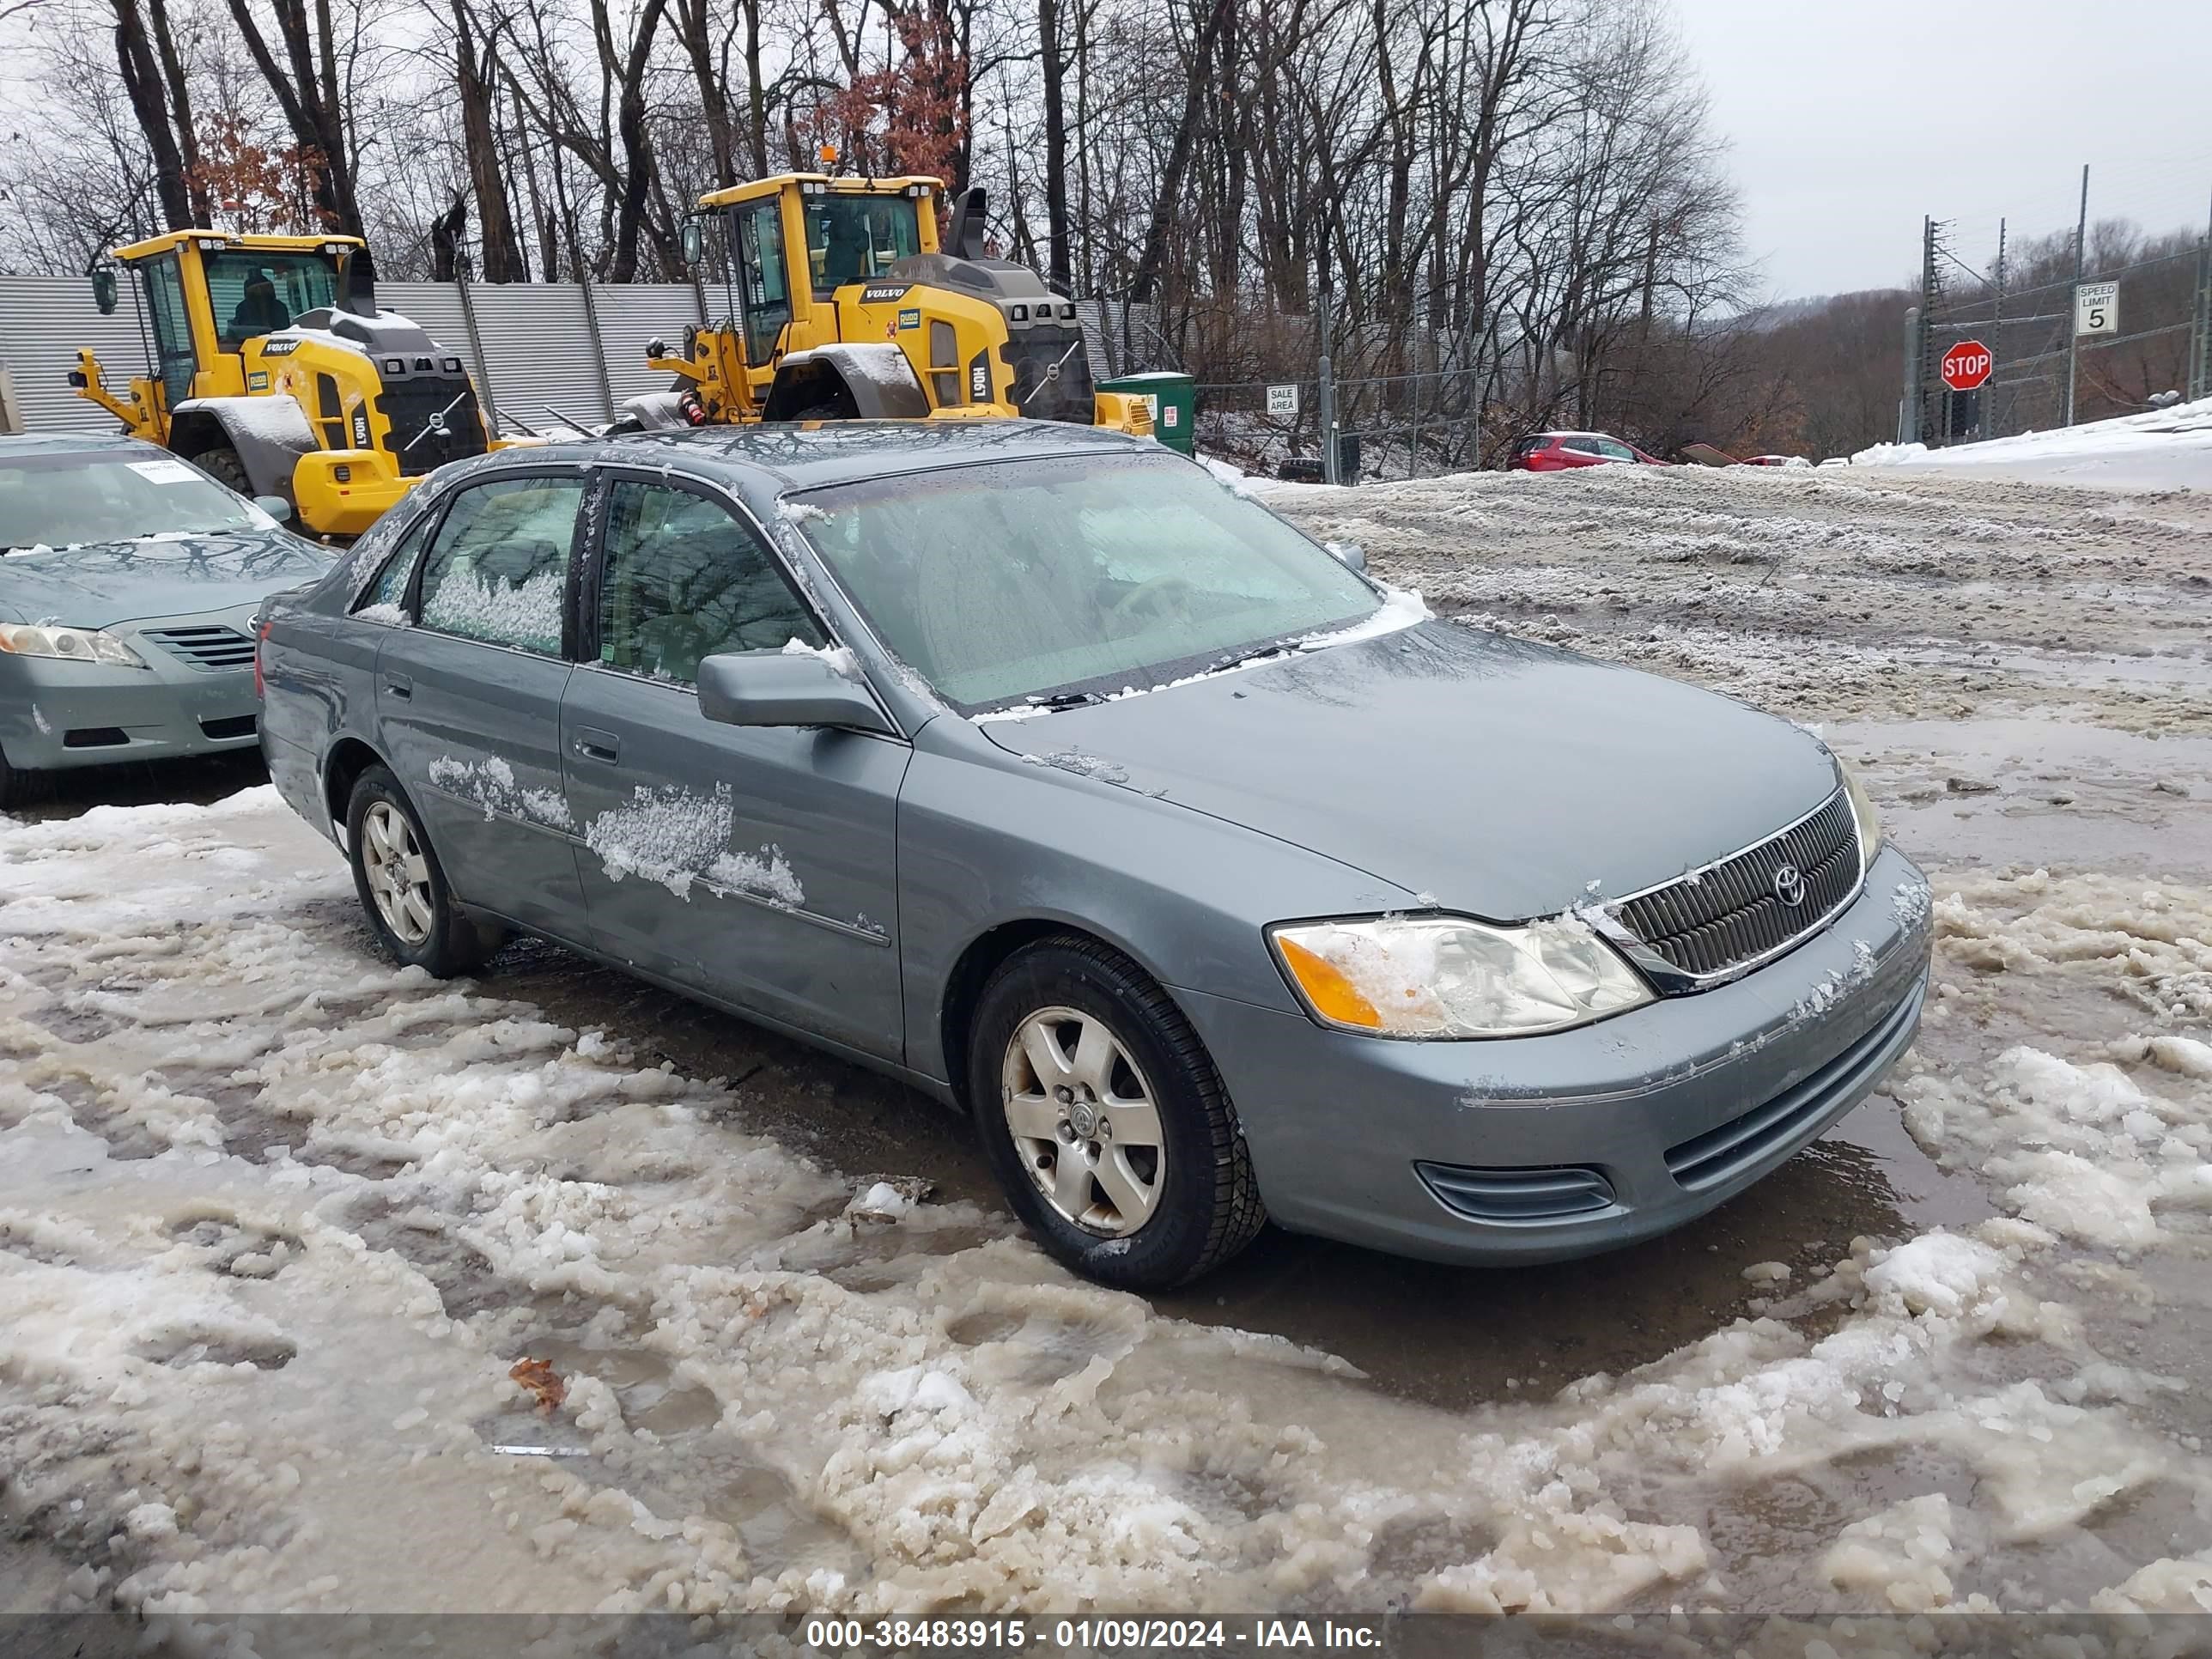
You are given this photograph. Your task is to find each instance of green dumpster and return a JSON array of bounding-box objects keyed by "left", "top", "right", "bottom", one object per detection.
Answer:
[{"left": 1097, "top": 371, "right": 1196, "bottom": 455}]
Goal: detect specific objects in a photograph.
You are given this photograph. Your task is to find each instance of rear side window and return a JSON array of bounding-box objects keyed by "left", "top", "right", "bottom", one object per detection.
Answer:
[
  {"left": 416, "top": 476, "right": 582, "bottom": 654},
  {"left": 1562, "top": 437, "right": 1604, "bottom": 456},
  {"left": 1513, "top": 436, "right": 1548, "bottom": 458},
  {"left": 597, "top": 482, "right": 823, "bottom": 684},
  {"left": 353, "top": 515, "right": 432, "bottom": 622}
]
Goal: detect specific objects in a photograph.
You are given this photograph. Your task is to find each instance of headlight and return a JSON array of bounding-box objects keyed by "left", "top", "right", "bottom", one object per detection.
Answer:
[
  {"left": 1269, "top": 913, "right": 1652, "bottom": 1039},
  {"left": 0, "top": 622, "right": 148, "bottom": 668},
  {"left": 1838, "top": 756, "right": 1883, "bottom": 872}
]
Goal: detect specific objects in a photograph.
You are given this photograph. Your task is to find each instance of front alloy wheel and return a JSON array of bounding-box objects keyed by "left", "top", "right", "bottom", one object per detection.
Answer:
[
  {"left": 1002, "top": 1006, "right": 1167, "bottom": 1236},
  {"left": 968, "top": 936, "right": 1265, "bottom": 1288}
]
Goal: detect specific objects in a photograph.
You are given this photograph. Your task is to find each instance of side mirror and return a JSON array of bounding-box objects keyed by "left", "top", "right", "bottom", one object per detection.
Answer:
[
  {"left": 91, "top": 270, "right": 118, "bottom": 315},
  {"left": 680, "top": 218, "right": 706, "bottom": 267},
  {"left": 253, "top": 494, "right": 295, "bottom": 524},
  {"left": 1326, "top": 539, "right": 1367, "bottom": 573},
  {"left": 696, "top": 649, "right": 895, "bottom": 737}
]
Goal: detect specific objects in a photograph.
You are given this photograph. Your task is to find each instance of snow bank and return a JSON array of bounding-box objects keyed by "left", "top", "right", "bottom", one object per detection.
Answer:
[{"left": 1851, "top": 394, "right": 2212, "bottom": 489}]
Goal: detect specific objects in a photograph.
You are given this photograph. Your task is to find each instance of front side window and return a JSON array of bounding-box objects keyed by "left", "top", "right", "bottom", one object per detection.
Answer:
[
  {"left": 793, "top": 453, "right": 1382, "bottom": 711},
  {"left": 206, "top": 251, "right": 340, "bottom": 348},
  {"left": 416, "top": 476, "right": 580, "bottom": 654},
  {"left": 1595, "top": 438, "right": 1638, "bottom": 462},
  {"left": 597, "top": 482, "right": 822, "bottom": 684},
  {"left": 354, "top": 515, "right": 433, "bottom": 620},
  {"left": 1562, "top": 437, "right": 1605, "bottom": 456},
  {"left": 803, "top": 195, "right": 922, "bottom": 296}
]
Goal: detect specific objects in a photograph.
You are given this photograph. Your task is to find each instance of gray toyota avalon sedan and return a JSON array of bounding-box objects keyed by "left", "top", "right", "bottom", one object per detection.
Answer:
[{"left": 258, "top": 423, "right": 1931, "bottom": 1288}]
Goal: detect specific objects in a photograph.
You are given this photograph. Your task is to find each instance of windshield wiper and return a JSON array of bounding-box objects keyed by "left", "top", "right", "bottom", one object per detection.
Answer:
[{"left": 1021, "top": 690, "right": 1106, "bottom": 711}]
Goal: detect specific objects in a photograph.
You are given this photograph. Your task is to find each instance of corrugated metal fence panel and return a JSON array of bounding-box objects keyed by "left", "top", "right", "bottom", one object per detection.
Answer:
[
  {"left": 598, "top": 284, "right": 706, "bottom": 408},
  {"left": 0, "top": 276, "right": 157, "bottom": 434},
  {"left": 466, "top": 283, "right": 608, "bottom": 426}
]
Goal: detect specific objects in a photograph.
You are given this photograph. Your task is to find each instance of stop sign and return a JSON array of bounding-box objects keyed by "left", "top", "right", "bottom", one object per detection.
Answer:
[{"left": 1942, "top": 339, "right": 1994, "bottom": 391}]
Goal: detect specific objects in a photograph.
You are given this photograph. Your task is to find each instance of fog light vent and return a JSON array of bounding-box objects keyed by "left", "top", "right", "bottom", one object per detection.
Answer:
[{"left": 1415, "top": 1161, "right": 1617, "bottom": 1223}]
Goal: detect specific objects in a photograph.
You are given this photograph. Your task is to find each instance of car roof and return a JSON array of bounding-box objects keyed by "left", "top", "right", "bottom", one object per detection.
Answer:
[
  {"left": 0, "top": 432, "right": 161, "bottom": 459},
  {"left": 491, "top": 421, "right": 1164, "bottom": 498}
]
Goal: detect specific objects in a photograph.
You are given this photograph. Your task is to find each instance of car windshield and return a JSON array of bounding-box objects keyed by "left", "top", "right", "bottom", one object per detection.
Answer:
[
  {"left": 0, "top": 453, "right": 274, "bottom": 552},
  {"left": 792, "top": 453, "right": 1383, "bottom": 711}
]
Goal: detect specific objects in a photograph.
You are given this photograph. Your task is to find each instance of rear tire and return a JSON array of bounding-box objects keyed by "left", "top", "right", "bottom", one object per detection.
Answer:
[
  {"left": 191, "top": 445, "right": 252, "bottom": 495},
  {"left": 967, "top": 935, "right": 1266, "bottom": 1289},
  {"left": 344, "top": 763, "right": 505, "bottom": 976}
]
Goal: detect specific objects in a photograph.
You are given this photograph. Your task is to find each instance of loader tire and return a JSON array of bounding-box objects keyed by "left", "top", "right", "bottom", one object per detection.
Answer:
[{"left": 193, "top": 445, "right": 252, "bottom": 495}]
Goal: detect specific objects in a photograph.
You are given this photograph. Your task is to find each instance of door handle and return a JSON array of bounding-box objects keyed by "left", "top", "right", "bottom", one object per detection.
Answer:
[
  {"left": 572, "top": 727, "right": 620, "bottom": 764},
  {"left": 384, "top": 673, "right": 412, "bottom": 700}
]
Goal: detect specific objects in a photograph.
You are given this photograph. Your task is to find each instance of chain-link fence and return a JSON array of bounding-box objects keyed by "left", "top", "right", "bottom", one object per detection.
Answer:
[
  {"left": 1911, "top": 206, "right": 2212, "bottom": 447},
  {"left": 1194, "top": 368, "right": 1488, "bottom": 483}
]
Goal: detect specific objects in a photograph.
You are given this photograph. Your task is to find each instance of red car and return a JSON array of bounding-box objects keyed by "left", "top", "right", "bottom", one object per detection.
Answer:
[{"left": 1507, "top": 431, "right": 1668, "bottom": 471}]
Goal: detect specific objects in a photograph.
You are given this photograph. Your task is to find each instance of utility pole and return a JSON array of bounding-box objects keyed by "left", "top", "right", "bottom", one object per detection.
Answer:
[
  {"left": 1317, "top": 258, "right": 1340, "bottom": 486},
  {"left": 2191, "top": 183, "right": 2212, "bottom": 404},
  {"left": 1900, "top": 304, "right": 1922, "bottom": 444},
  {"left": 2064, "top": 164, "right": 2089, "bottom": 426},
  {"left": 1987, "top": 219, "right": 2006, "bottom": 440}
]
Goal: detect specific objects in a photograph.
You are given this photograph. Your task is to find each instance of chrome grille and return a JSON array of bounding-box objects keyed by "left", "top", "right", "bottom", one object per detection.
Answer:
[
  {"left": 1610, "top": 791, "right": 1859, "bottom": 982},
  {"left": 140, "top": 625, "right": 256, "bottom": 672}
]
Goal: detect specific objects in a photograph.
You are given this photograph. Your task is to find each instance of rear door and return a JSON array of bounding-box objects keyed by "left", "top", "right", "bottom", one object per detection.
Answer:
[
  {"left": 559, "top": 472, "right": 909, "bottom": 1059},
  {"left": 375, "top": 471, "right": 586, "bottom": 936}
]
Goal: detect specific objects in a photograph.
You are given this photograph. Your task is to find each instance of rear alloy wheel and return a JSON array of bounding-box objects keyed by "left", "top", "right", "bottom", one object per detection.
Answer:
[
  {"left": 969, "top": 937, "right": 1266, "bottom": 1288},
  {"left": 344, "top": 763, "right": 504, "bottom": 976}
]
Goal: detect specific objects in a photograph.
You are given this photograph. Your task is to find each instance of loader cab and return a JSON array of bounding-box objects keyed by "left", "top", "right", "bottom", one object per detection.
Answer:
[
  {"left": 699, "top": 174, "right": 940, "bottom": 376},
  {"left": 106, "top": 231, "right": 360, "bottom": 410}
]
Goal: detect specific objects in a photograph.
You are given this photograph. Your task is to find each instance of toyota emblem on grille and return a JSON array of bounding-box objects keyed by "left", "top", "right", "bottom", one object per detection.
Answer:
[{"left": 1772, "top": 863, "right": 1808, "bottom": 907}]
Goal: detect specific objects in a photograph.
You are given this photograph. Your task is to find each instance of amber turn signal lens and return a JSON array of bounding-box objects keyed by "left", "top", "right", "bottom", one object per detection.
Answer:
[{"left": 1275, "top": 936, "right": 1384, "bottom": 1030}]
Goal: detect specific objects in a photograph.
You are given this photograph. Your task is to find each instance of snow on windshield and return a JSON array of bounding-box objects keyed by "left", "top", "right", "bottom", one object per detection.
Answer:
[{"left": 789, "top": 453, "right": 1392, "bottom": 712}]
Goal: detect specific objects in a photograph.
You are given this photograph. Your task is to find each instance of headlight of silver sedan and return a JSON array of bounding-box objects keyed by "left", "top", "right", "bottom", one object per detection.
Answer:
[
  {"left": 1838, "top": 755, "right": 1883, "bottom": 872},
  {"left": 1269, "top": 912, "right": 1653, "bottom": 1039},
  {"left": 0, "top": 622, "right": 149, "bottom": 669}
]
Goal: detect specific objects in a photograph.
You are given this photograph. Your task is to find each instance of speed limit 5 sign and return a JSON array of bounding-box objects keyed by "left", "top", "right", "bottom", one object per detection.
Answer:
[{"left": 2075, "top": 281, "right": 2118, "bottom": 336}]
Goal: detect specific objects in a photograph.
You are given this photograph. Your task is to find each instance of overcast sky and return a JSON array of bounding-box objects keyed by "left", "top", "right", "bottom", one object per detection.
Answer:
[{"left": 1674, "top": 0, "right": 2212, "bottom": 302}]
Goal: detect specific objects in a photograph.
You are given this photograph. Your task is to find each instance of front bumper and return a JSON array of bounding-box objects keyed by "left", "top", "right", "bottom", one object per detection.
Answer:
[
  {"left": 1177, "top": 844, "right": 1934, "bottom": 1266},
  {"left": 0, "top": 605, "right": 263, "bottom": 772}
]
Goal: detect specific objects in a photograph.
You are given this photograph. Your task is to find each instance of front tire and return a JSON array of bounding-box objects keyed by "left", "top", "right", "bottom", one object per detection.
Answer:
[
  {"left": 344, "top": 764, "right": 503, "bottom": 976},
  {"left": 0, "top": 740, "right": 47, "bottom": 812},
  {"left": 968, "top": 936, "right": 1266, "bottom": 1288}
]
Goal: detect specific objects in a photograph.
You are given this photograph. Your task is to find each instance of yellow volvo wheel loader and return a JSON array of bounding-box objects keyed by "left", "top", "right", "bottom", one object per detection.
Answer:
[
  {"left": 631, "top": 173, "right": 1152, "bottom": 439},
  {"left": 72, "top": 231, "right": 493, "bottom": 537}
]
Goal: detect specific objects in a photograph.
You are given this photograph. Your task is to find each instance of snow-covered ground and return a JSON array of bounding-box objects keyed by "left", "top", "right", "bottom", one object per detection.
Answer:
[
  {"left": 3, "top": 460, "right": 2212, "bottom": 1629},
  {"left": 1850, "top": 393, "right": 2212, "bottom": 490}
]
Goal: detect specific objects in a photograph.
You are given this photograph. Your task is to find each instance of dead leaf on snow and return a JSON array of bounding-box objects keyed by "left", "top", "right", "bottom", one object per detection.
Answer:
[{"left": 508, "top": 1356, "right": 565, "bottom": 1413}]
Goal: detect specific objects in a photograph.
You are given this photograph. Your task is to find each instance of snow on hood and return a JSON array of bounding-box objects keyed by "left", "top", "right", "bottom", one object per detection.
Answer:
[{"left": 978, "top": 617, "right": 1840, "bottom": 921}]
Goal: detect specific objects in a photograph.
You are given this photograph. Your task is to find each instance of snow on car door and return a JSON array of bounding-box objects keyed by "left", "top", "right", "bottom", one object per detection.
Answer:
[
  {"left": 375, "top": 471, "right": 586, "bottom": 935},
  {"left": 559, "top": 475, "right": 908, "bottom": 1060}
]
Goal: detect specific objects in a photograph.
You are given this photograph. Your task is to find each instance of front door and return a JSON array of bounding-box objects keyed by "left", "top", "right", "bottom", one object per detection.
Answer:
[
  {"left": 376, "top": 471, "right": 586, "bottom": 936},
  {"left": 733, "top": 198, "right": 793, "bottom": 369},
  {"left": 140, "top": 253, "right": 198, "bottom": 415},
  {"left": 560, "top": 473, "right": 908, "bottom": 1060}
]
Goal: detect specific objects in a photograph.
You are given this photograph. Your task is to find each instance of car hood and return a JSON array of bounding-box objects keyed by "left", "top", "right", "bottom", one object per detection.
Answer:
[
  {"left": 977, "top": 620, "right": 1840, "bottom": 921},
  {"left": 0, "top": 531, "right": 334, "bottom": 627}
]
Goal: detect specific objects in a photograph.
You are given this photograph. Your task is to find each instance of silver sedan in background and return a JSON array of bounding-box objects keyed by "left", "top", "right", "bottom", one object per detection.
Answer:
[{"left": 0, "top": 434, "right": 334, "bottom": 807}]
